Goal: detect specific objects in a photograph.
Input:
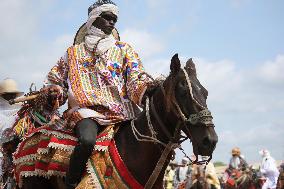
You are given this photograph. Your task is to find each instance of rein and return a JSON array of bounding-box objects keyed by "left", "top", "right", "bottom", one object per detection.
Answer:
[{"left": 131, "top": 68, "right": 214, "bottom": 189}]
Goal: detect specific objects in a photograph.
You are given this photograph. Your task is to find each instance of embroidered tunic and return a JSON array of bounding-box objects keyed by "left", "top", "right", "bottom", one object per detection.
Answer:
[{"left": 45, "top": 41, "right": 151, "bottom": 127}]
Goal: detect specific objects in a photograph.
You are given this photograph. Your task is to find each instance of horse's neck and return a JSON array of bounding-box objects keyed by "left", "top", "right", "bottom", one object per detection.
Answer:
[
  {"left": 152, "top": 86, "right": 180, "bottom": 130},
  {"left": 114, "top": 87, "right": 177, "bottom": 187}
]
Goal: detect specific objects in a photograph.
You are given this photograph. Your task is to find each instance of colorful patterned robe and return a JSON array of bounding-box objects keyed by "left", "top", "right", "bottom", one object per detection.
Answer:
[{"left": 45, "top": 41, "right": 151, "bottom": 127}]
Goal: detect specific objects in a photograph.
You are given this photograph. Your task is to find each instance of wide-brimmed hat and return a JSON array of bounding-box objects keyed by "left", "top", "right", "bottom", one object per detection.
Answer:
[
  {"left": 0, "top": 79, "right": 24, "bottom": 97},
  {"left": 73, "top": 23, "right": 120, "bottom": 45}
]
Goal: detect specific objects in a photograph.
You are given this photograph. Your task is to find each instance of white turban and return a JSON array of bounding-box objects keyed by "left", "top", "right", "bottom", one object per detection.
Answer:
[
  {"left": 259, "top": 149, "right": 270, "bottom": 157},
  {"left": 86, "top": 4, "right": 119, "bottom": 33},
  {"left": 85, "top": 4, "right": 119, "bottom": 54}
]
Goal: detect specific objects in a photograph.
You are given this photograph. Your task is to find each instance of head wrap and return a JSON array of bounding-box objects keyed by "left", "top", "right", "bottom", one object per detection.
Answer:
[
  {"left": 181, "top": 157, "right": 190, "bottom": 164},
  {"left": 259, "top": 149, "right": 270, "bottom": 158},
  {"left": 85, "top": 0, "right": 119, "bottom": 54}
]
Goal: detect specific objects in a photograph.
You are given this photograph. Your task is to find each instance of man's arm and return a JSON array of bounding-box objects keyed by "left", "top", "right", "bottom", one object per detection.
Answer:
[
  {"left": 42, "top": 52, "right": 69, "bottom": 109},
  {"left": 123, "top": 44, "right": 153, "bottom": 106}
]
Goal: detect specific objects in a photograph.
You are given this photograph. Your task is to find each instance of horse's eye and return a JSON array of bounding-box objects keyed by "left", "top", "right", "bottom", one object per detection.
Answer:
[{"left": 180, "top": 80, "right": 187, "bottom": 88}]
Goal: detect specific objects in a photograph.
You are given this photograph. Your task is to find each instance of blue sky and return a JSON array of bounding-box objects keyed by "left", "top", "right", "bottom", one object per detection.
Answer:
[{"left": 0, "top": 0, "right": 283, "bottom": 164}]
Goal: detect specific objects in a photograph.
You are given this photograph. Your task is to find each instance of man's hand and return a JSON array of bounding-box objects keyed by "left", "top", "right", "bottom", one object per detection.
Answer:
[
  {"left": 40, "top": 85, "right": 62, "bottom": 98},
  {"left": 38, "top": 85, "right": 63, "bottom": 111}
]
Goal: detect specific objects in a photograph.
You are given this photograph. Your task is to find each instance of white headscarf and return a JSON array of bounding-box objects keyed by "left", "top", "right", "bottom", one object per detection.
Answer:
[
  {"left": 0, "top": 97, "right": 20, "bottom": 136},
  {"left": 259, "top": 149, "right": 271, "bottom": 158},
  {"left": 85, "top": 4, "right": 119, "bottom": 55}
]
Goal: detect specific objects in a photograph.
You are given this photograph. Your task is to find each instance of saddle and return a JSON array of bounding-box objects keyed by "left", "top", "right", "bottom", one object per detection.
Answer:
[{"left": 13, "top": 118, "right": 116, "bottom": 187}]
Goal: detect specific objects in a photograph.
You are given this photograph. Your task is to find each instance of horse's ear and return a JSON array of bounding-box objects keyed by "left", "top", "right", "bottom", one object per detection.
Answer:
[
  {"left": 186, "top": 58, "right": 197, "bottom": 76},
  {"left": 170, "top": 53, "right": 181, "bottom": 75}
]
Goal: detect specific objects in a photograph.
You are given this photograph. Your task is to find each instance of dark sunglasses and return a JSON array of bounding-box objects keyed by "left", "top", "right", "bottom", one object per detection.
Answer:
[{"left": 100, "top": 14, "right": 118, "bottom": 23}]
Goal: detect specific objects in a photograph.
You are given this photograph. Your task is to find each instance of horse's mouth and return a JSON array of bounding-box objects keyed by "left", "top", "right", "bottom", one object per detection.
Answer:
[
  {"left": 193, "top": 142, "right": 216, "bottom": 157},
  {"left": 181, "top": 121, "right": 218, "bottom": 162}
]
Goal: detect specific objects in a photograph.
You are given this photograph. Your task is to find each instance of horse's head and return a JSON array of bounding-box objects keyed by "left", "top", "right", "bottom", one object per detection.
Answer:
[{"left": 163, "top": 54, "right": 218, "bottom": 157}]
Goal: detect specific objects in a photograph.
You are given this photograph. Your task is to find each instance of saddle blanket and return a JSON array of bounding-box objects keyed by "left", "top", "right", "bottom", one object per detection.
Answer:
[{"left": 13, "top": 125, "right": 143, "bottom": 189}]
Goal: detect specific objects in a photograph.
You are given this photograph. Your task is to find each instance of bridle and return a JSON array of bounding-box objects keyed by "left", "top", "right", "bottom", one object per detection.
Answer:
[
  {"left": 153, "top": 68, "right": 214, "bottom": 162},
  {"left": 131, "top": 68, "right": 215, "bottom": 188},
  {"left": 165, "top": 68, "right": 214, "bottom": 126},
  {"left": 133, "top": 68, "right": 214, "bottom": 142}
]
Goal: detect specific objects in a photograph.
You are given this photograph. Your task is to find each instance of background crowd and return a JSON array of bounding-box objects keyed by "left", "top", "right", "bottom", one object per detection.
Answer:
[{"left": 163, "top": 148, "right": 283, "bottom": 189}]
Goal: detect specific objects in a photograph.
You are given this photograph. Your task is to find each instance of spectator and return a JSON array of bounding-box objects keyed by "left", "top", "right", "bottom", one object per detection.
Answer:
[
  {"left": 174, "top": 157, "right": 191, "bottom": 188},
  {"left": 228, "top": 147, "right": 248, "bottom": 171},
  {"left": 259, "top": 149, "right": 279, "bottom": 189},
  {"left": 164, "top": 161, "right": 177, "bottom": 189}
]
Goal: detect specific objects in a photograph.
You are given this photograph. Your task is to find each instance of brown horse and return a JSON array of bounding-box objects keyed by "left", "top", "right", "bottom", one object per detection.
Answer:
[
  {"left": 180, "top": 163, "right": 220, "bottom": 189},
  {"left": 111, "top": 54, "right": 218, "bottom": 188},
  {"left": 225, "top": 168, "right": 264, "bottom": 189},
  {"left": 277, "top": 165, "right": 284, "bottom": 189},
  {"left": 19, "top": 54, "right": 218, "bottom": 189}
]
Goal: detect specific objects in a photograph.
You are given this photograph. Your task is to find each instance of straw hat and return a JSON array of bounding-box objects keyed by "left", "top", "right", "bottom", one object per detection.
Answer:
[
  {"left": 0, "top": 79, "right": 23, "bottom": 97},
  {"left": 73, "top": 23, "right": 120, "bottom": 45}
]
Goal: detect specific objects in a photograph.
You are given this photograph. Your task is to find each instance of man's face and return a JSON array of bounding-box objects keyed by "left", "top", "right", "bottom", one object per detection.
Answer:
[
  {"left": 1, "top": 93, "right": 17, "bottom": 101},
  {"left": 92, "top": 11, "right": 117, "bottom": 35}
]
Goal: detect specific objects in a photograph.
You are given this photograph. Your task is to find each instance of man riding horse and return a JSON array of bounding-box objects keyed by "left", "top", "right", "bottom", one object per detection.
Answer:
[
  {"left": 12, "top": 0, "right": 218, "bottom": 188},
  {"left": 40, "top": 0, "right": 154, "bottom": 188}
]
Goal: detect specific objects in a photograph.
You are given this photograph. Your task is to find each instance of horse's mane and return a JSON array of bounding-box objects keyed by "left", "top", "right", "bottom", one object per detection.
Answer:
[
  {"left": 164, "top": 75, "right": 176, "bottom": 112},
  {"left": 149, "top": 74, "right": 177, "bottom": 113}
]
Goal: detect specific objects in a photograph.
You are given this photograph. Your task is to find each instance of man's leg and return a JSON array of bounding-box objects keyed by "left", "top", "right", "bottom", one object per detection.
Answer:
[{"left": 65, "top": 118, "right": 98, "bottom": 189}]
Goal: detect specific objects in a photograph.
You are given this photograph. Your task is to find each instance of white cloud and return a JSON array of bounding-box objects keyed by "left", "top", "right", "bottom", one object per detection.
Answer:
[
  {"left": 194, "top": 58, "right": 243, "bottom": 105},
  {"left": 0, "top": 0, "right": 37, "bottom": 56},
  {"left": 192, "top": 55, "right": 284, "bottom": 113},
  {"left": 215, "top": 122, "right": 284, "bottom": 163},
  {"left": 0, "top": 0, "right": 73, "bottom": 92},
  {"left": 257, "top": 54, "right": 284, "bottom": 85},
  {"left": 178, "top": 54, "right": 284, "bottom": 162},
  {"left": 120, "top": 29, "right": 165, "bottom": 60}
]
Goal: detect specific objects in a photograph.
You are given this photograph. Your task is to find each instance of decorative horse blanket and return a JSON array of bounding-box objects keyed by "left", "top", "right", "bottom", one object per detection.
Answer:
[
  {"left": 76, "top": 140, "right": 143, "bottom": 189},
  {"left": 13, "top": 125, "right": 77, "bottom": 187},
  {"left": 13, "top": 123, "right": 143, "bottom": 189}
]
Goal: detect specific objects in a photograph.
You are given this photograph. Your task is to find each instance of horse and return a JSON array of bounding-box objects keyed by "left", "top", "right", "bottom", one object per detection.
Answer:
[
  {"left": 15, "top": 54, "right": 218, "bottom": 189},
  {"left": 179, "top": 163, "right": 220, "bottom": 189},
  {"left": 224, "top": 167, "right": 265, "bottom": 189},
  {"left": 277, "top": 164, "right": 284, "bottom": 189}
]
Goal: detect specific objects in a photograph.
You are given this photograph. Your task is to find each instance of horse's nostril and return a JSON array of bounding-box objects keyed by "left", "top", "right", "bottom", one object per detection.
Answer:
[
  {"left": 202, "top": 137, "right": 211, "bottom": 147},
  {"left": 202, "top": 136, "right": 217, "bottom": 148}
]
